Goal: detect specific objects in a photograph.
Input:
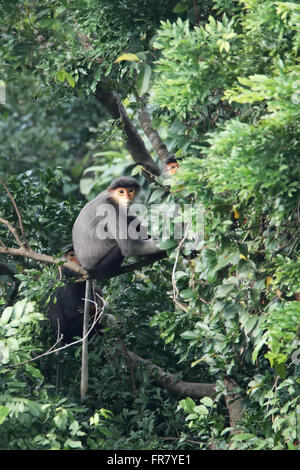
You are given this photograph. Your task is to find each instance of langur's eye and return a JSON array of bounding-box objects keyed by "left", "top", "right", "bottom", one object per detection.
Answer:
[
  {"left": 128, "top": 189, "right": 134, "bottom": 193},
  {"left": 119, "top": 189, "right": 124, "bottom": 194}
]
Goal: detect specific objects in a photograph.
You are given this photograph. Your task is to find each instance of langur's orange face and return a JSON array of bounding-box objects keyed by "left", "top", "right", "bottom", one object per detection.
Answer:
[
  {"left": 110, "top": 187, "right": 137, "bottom": 206},
  {"left": 66, "top": 250, "right": 80, "bottom": 264},
  {"left": 166, "top": 162, "right": 179, "bottom": 175}
]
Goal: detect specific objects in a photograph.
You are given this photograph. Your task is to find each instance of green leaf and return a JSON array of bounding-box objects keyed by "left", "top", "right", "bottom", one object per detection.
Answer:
[
  {"left": 136, "top": 64, "right": 152, "bottom": 97},
  {"left": 181, "top": 331, "right": 198, "bottom": 340},
  {"left": 56, "top": 70, "right": 66, "bottom": 82},
  {"left": 158, "top": 239, "right": 178, "bottom": 250},
  {"left": 274, "top": 361, "right": 287, "bottom": 380},
  {"left": 64, "top": 439, "right": 83, "bottom": 449},
  {"left": 175, "top": 270, "right": 188, "bottom": 280},
  {"left": 114, "top": 53, "right": 140, "bottom": 63},
  {"left": 215, "top": 283, "right": 235, "bottom": 298},
  {"left": 65, "top": 72, "right": 76, "bottom": 88},
  {"left": 181, "top": 397, "right": 196, "bottom": 413},
  {"left": 244, "top": 316, "right": 258, "bottom": 336},
  {"left": 194, "top": 404, "right": 209, "bottom": 415},
  {"left": 252, "top": 334, "right": 267, "bottom": 363},
  {"left": 131, "top": 165, "right": 142, "bottom": 176},
  {"left": 148, "top": 189, "right": 165, "bottom": 203},
  {"left": 99, "top": 408, "right": 113, "bottom": 419},
  {"left": 201, "top": 396, "right": 213, "bottom": 407},
  {"left": 1, "top": 306, "right": 12, "bottom": 325},
  {"left": 173, "top": 2, "right": 189, "bottom": 13},
  {"left": 25, "top": 364, "right": 44, "bottom": 382},
  {"left": 236, "top": 259, "right": 256, "bottom": 279},
  {"left": 231, "top": 433, "right": 255, "bottom": 441},
  {"left": 191, "top": 357, "right": 204, "bottom": 367},
  {"left": 180, "top": 288, "right": 194, "bottom": 299},
  {"left": 0, "top": 406, "right": 9, "bottom": 425}
]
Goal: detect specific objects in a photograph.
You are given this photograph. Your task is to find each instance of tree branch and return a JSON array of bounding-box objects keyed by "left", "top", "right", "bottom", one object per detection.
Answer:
[
  {"left": 0, "top": 245, "right": 87, "bottom": 277},
  {"left": 171, "top": 224, "right": 190, "bottom": 313},
  {"left": 138, "top": 105, "right": 172, "bottom": 163},
  {"left": 0, "top": 216, "right": 25, "bottom": 248},
  {"left": 224, "top": 377, "right": 244, "bottom": 434},
  {"left": 127, "top": 350, "right": 216, "bottom": 398},
  {"left": 95, "top": 85, "right": 160, "bottom": 176},
  {"left": 0, "top": 244, "right": 166, "bottom": 280},
  {"left": 0, "top": 208, "right": 166, "bottom": 281},
  {"left": 0, "top": 179, "right": 30, "bottom": 248}
]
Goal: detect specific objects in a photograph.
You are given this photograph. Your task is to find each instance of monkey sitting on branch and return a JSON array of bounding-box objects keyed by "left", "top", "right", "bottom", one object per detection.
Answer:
[
  {"left": 72, "top": 177, "right": 166, "bottom": 400},
  {"left": 72, "top": 177, "right": 165, "bottom": 281},
  {"left": 47, "top": 245, "right": 103, "bottom": 345}
]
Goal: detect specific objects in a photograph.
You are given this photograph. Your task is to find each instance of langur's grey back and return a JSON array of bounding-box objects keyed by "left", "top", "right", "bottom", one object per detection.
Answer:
[{"left": 72, "top": 190, "right": 116, "bottom": 271}]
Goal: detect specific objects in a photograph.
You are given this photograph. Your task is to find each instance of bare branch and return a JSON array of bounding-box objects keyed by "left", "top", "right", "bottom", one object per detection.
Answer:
[
  {"left": 138, "top": 106, "right": 172, "bottom": 164},
  {"left": 127, "top": 350, "right": 216, "bottom": 398},
  {"left": 95, "top": 85, "right": 161, "bottom": 176},
  {"left": 0, "top": 245, "right": 87, "bottom": 277},
  {"left": 0, "top": 241, "right": 166, "bottom": 282},
  {"left": 0, "top": 180, "right": 30, "bottom": 248},
  {"left": 172, "top": 224, "right": 190, "bottom": 312},
  {"left": 0, "top": 217, "right": 24, "bottom": 248}
]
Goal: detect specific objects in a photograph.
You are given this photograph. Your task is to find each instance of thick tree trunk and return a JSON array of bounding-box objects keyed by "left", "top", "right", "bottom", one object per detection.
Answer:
[{"left": 224, "top": 377, "right": 244, "bottom": 433}]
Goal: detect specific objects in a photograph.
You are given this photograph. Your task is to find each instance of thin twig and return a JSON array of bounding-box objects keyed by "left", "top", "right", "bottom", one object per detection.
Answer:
[
  {"left": 121, "top": 340, "right": 137, "bottom": 397},
  {"left": 0, "top": 216, "right": 24, "bottom": 247},
  {"left": 142, "top": 166, "right": 168, "bottom": 190},
  {"left": 172, "top": 223, "right": 190, "bottom": 312},
  {"left": 0, "top": 179, "right": 30, "bottom": 248}
]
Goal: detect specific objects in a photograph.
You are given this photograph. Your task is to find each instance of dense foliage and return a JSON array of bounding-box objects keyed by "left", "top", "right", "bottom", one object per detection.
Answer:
[{"left": 0, "top": 0, "right": 299, "bottom": 450}]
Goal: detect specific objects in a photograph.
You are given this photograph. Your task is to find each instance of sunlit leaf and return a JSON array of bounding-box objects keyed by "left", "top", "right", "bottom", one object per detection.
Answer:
[{"left": 114, "top": 53, "right": 140, "bottom": 63}]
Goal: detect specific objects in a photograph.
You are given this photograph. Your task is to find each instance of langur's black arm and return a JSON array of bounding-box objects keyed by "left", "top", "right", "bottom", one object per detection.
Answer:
[
  {"left": 110, "top": 250, "right": 167, "bottom": 278},
  {"left": 117, "top": 237, "right": 162, "bottom": 257}
]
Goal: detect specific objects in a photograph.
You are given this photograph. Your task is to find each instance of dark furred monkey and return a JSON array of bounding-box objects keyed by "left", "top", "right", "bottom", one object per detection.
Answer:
[
  {"left": 47, "top": 246, "right": 101, "bottom": 344},
  {"left": 72, "top": 177, "right": 163, "bottom": 280}
]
